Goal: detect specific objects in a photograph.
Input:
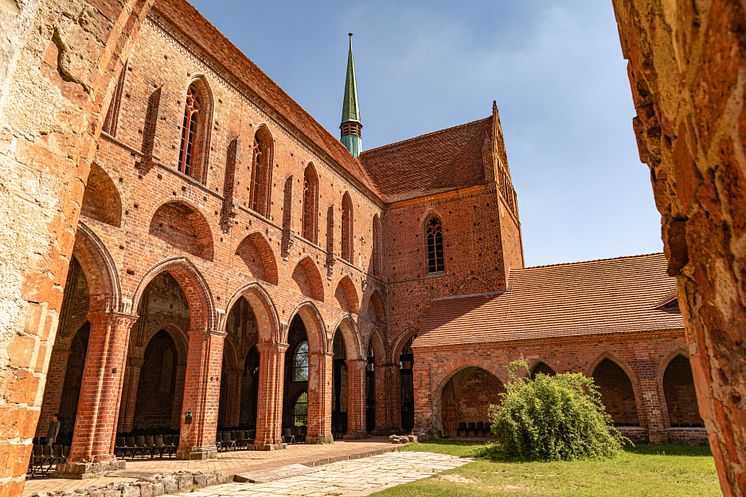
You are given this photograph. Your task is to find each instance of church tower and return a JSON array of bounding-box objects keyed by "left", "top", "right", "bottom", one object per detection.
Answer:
[{"left": 340, "top": 33, "right": 362, "bottom": 157}]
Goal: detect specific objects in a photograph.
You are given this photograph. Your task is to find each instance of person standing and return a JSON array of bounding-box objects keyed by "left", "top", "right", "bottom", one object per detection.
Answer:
[{"left": 47, "top": 414, "right": 60, "bottom": 447}]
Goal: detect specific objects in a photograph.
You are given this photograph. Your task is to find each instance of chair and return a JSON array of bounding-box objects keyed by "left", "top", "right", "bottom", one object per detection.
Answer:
[
  {"left": 236, "top": 430, "right": 249, "bottom": 449},
  {"left": 221, "top": 431, "right": 236, "bottom": 451},
  {"left": 144, "top": 435, "right": 156, "bottom": 458},
  {"left": 457, "top": 422, "right": 467, "bottom": 437},
  {"left": 476, "top": 421, "right": 486, "bottom": 437},
  {"left": 467, "top": 422, "right": 477, "bottom": 437},
  {"left": 153, "top": 435, "right": 166, "bottom": 458},
  {"left": 163, "top": 434, "right": 176, "bottom": 458},
  {"left": 135, "top": 435, "right": 147, "bottom": 458},
  {"left": 115, "top": 436, "right": 127, "bottom": 458},
  {"left": 283, "top": 428, "right": 295, "bottom": 444},
  {"left": 53, "top": 444, "right": 66, "bottom": 465},
  {"left": 125, "top": 436, "right": 137, "bottom": 459}
]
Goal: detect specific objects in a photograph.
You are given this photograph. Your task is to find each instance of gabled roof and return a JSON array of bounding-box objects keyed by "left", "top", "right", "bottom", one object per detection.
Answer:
[
  {"left": 154, "top": 0, "right": 377, "bottom": 195},
  {"left": 414, "top": 253, "right": 683, "bottom": 348},
  {"left": 360, "top": 117, "right": 492, "bottom": 203}
]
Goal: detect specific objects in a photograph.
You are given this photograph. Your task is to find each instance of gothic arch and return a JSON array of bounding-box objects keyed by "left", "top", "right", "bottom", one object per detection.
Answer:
[
  {"left": 285, "top": 301, "right": 326, "bottom": 354},
  {"left": 73, "top": 222, "right": 121, "bottom": 312},
  {"left": 433, "top": 365, "right": 505, "bottom": 435},
  {"left": 590, "top": 354, "right": 641, "bottom": 427},
  {"left": 292, "top": 257, "right": 325, "bottom": 301},
  {"left": 661, "top": 353, "right": 703, "bottom": 427},
  {"left": 177, "top": 76, "right": 213, "bottom": 183},
  {"left": 302, "top": 163, "right": 319, "bottom": 243},
  {"left": 81, "top": 163, "right": 122, "bottom": 227},
  {"left": 330, "top": 316, "right": 363, "bottom": 360},
  {"left": 392, "top": 328, "right": 418, "bottom": 365},
  {"left": 132, "top": 257, "right": 215, "bottom": 331},
  {"left": 530, "top": 361, "right": 556, "bottom": 378},
  {"left": 334, "top": 276, "right": 360, "bottom": 314},
  {"left": 149, "top": 200, "right": 214, "bottom": 261},
  {"left": 139, "top": 323, "right": 189, "bottom": 364},
  {"left": 234, "top": 232, "right": 279, "bottom": 285},
  {"left": 366, "top": 290, "right": 385, "bottom": 323},
  {"left": 223, "top": 282, "right": 280, "bottom": 344},
  {"left": 249, "top": 124, "right": 274, "bottom": 217}
]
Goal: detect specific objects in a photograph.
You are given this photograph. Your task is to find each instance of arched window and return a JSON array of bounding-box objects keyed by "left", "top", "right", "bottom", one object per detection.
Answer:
[
  {"left": 293, "top": 392, "right": 308, "bottom": 426},
  {"left": 302, "top": 164, "right": 318, "bottom": 242},
  {"left": 341, "top": 192, "right": 353, "bottom": 262},
  {"left": 371, "top": 214, "right": 381, "bottom": 276},
  {"left": 178, "top": 83, "right": 209, "bottom": 181},
  {"left": 292, "top": 340, "right": 309, "bottom": 382},
  {"left": 426, "top": 215, "right": 444, "bottom": 273},
  {"left": 249, "top": 126, "right": 273, "bottom": 217}
]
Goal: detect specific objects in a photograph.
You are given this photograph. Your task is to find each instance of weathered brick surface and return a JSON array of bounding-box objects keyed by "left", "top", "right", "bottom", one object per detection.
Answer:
[{"left": 613, "top": 1, "right": 746, "bottom": 494}]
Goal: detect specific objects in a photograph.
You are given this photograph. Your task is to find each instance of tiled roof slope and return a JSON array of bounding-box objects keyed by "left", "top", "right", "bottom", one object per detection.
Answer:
[
  {"left": 414, "top": 253, "right": 683, "bottom": 348},
  {"left": 359, "top": 117, "right": 492, "bottom": 203},
  {"left": 155, "top": 0, "right": 377, "bottom": 194}
]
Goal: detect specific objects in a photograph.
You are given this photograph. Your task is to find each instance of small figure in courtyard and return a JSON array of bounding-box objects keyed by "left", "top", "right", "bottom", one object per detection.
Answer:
[{"left": 47, "top": 414, "right": 60, "bottom": 447}]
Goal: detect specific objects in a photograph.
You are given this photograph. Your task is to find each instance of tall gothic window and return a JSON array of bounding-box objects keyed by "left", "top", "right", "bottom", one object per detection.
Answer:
[
  {"left": 302, "top": 164, "right": 318, "bottom": 243},
  {"left": 292, "top": 340, "right": 309, "bottom": 382},
  {"left": 426, "top": 215, "right": 444, "bottom": 273},
  {"left": 249, "top": 126, "right": 273, "bottom": 217},
  {"left": 102, "top": 61, "right": 127, "bottom": 136},
  {"left": 371, "top": 214, "right": 381, "bottom": 276},
  {"left": 341, "top": 192, "right": 353, "bottom": 262},
  {"left": 178, "top": 84, "right": 201, "bottom": 178}
]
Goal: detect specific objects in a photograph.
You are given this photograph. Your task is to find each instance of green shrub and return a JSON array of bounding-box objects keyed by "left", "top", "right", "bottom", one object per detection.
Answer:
[{"left": 488, "top": 359, "right": 627, "bottom": 461}]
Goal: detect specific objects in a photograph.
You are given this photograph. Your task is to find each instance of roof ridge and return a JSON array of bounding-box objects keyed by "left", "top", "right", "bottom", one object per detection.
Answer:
[
  {"left": 432, "top": 291, "right": 503, "bottom": 302},
  {"left": 517, "top": 252, "right": 666, "bottom": 271},
  {"left": 361, "top": 115, "right": 492, "bottom": 156}
]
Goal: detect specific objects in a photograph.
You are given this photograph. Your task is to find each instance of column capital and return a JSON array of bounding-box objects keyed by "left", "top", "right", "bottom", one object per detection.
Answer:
[
  {"left": 188, "top": 327, "right": 227, "bottom": 338},
  {"left": 345, "top": 357, "right": 367, "bottom": 366},
  {"left": 86, "top": 309, "right": 139, "bottom": 327},
  {"left": 308, "top": 351, "right": 334, "bottom": 358},
  {"left": 256, "top": 341, "right": 289, "bottom": 353}
]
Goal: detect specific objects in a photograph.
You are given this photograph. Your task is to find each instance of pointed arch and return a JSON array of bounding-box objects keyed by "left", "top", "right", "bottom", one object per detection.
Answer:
[
  {"left": 302, "top": 163, "right": 319, "bottom": 243},
  {"left": 73, "top": 222, "right": 121, "bottom": 311},
  {"left": 285, "top": 301, "right": 326, "bottom": 354},
  {"left": 662, "top": 354, "right": 703, "bottom": 427},
  {"left": 591, "top": 356, "right": 640, "bottom": 426},
  {"left": 330, "top": 316, "right": 363, "bottom": 360},
  {"left": 178, "top": 76, "right": 213, "bottom": 183},
  {"left": 133, "top": 257, "right": 215, "bottom": 331},
  {"left": 435, "top": 365, "right": 505, "bottom": 436},
  {"left": 334, "top": 276, "right": 360, "bottom": 314},
  {"left": 292, "top": 257, "right": 325, "bottom": 301},
  {"left": 366, "top": 289, "right": 385, "bottom": 323},
  {"left": 341, "top": 192, "right": 354, "bottom": 262},
  {"left": 425, "top": 213, "right": 444, "bottom": 273},
  {"left": 223, "top": 282, "right": 280, "bottom": 344},
  {"left": 367, "top": 327, "right": 387, "bottom": 363},
  {"left": 249, "top": 124, "right": 274, "bottom": 217},
  {"left": 149, "top": 201, "right": 214, "bottom": 260},
  {"left": 234, "top": 232, "right": 278, "bottom": 285},
  {"left": 530, "top": 361, "right": 556, "bottom": 378},
  {"left": 81, "top": 163, "right": 122, "bottom": 227}
]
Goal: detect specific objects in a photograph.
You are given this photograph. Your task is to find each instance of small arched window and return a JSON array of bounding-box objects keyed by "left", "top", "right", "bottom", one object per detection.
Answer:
[
  {"left": 178, "top": 83, "right": 209, "bottom": 181},
  {"left": 302, "top": 164, "right": 318, "bottom": 242},
  {"left": 293, "top": 392, "right": 308, "bottom": 426},
  {"left": 426, "top": 215, "right": 444, "bottom": 273},
  {"left": 341, "top": 192, "right": 353, "bottom": 262},
  {"left": 249, "top": 126, "right": 273, "bottom": 217},
  {"left": 371, "top": 214, "right": 381, "bottom": 276},
  {"left": 292, "top": 340, "right": 309, "bottom": 382}
]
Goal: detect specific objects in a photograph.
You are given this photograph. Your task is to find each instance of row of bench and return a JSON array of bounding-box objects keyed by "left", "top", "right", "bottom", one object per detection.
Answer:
[
  {"left": 115, "top": 434, "right": 179, "bottom": 459},
  {"left": 27, "top": 444, "right": 68, "bottom": 478}
]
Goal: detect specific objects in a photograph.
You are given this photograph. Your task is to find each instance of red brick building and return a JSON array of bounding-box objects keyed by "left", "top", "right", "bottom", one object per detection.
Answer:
[{"left": 13, "top": 0, "right": 702, "bottom": 481}]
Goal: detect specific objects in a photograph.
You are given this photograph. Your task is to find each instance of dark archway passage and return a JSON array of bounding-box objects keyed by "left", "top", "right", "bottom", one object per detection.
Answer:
[
  {"left": 332, "top": 332, "right": 348, "bottom": 438},
  {"left": 56, "top": 323, "right": 90, "bottom": 445},
  {"left": 593, "top": 358, "right": 639, "bottom": 426},
  {"left": 530, "top": 361, "right": 556, "bottom": 378},
  {"left": 440, "top": 367, "right": 504, "bottom": 437},
  {"left": 366, "top": 345, "right": 375, "bottom": 434},
  {"left": 283, "top": 316, "right": 309, "bottom": 436},
  {"left": 399, "top": 339, "right": 415, "bottom": 432},
  {"left": 133, "top": 330, "right": 179, "bottom": 431},
  {"left": 663, "top": 355, "right": 703, "bottom": 427}
]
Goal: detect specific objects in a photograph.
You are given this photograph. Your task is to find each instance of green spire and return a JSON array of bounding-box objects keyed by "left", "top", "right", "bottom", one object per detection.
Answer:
[{"left": 340, "top": 33, "right": 362, "bottom": 157}]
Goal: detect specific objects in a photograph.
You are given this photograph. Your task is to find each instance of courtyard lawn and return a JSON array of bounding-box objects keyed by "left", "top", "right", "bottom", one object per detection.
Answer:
[{"left": 370, "top": 441, "right": 720, "bottom": 497}]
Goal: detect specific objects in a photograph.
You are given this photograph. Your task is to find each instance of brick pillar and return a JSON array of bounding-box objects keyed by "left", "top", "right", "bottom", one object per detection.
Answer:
[
  {"left": 117, "top": 357, "right": 143, "bottom": 434},
  {"left": 635, "top": 358, "right": 668, "bottom": 443},
  {"left": 176, "top": 328, "right": 225, "bottom": 460},
  {"left": 59, "top": 311, "right": 137, "bottom": 477},
  {"left": 307, "top": 351, "right": 333, "bottom": 443},
  {"left": 225, "top": 367, "right": 242, "bottom": 428},
  {"left": 412, "top": 360, "right": 433, "bottom": 433},
  {"left": 345, "top": 358, "right": 367, "bottom": 439},
  {"left": 253, "top": 342, "right": 287, "bottom": 450},
  {"left": 376, "top": 362, "right": 396, "bottom": 433}
]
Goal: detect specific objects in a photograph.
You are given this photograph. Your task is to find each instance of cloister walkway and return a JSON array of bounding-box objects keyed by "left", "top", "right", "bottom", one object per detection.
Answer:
[{"left": 24, "top": 438, "right": 399, "bottom": 497}]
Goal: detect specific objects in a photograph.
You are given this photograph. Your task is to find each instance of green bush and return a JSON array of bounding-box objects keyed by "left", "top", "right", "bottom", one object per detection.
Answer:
[{"left": 488, "top": 359, "right": 627, "bottom": 461}]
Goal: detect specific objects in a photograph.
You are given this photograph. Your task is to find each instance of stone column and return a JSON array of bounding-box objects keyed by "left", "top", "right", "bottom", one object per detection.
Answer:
[
  {"left": 253, "top": 342, "right": 287, "bottom": 450},
  {"left": 307, "top": 351, "right": 333, "bottom": 443},
  {"left": 176, "top": 328, "right": 225, "bottom": 460},
  {"left": 344, "top": 358, "right": 367, "bottom": 439},
  {"left": 117, "top": 356, "right": 143, "bottom": 434},
  {"left": 59, "top": 311, "right": 137, "bottom": 477}
]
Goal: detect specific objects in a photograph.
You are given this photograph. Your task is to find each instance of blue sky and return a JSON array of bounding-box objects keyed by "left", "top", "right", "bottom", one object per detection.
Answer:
[{"left": 189, "top": 0, "right": 662, "bottom": 267}]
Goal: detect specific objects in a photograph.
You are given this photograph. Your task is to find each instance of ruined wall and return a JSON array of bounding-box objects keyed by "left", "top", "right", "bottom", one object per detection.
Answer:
[{"left": 613, "top": 1, "right": 746, "bottom": 494}]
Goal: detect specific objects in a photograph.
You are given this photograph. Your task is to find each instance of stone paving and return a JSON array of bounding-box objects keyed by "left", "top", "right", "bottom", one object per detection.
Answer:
[
  {"left": 165, "top": 451, "right": 471, "bottom": 497},
  {"left": 23, "top": 439, "right": 399, "bottom": 496}
]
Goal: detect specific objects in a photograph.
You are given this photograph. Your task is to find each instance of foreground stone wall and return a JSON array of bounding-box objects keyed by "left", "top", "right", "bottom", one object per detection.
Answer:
[{"left": 613, "top": 1, "right": 746, "bottom": 495}]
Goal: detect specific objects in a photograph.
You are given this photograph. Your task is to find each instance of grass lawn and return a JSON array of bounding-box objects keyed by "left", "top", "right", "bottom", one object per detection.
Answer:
[{"left": 371, "top": 440, "right": 720, "bottom": 497}]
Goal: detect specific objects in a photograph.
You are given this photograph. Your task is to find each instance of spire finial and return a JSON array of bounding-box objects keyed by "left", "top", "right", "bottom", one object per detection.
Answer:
[{"left": 340, "top": 32, "right": 362, "bottom": 157}]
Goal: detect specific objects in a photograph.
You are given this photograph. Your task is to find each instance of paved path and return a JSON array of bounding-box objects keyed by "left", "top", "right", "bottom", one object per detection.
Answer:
[
  {"left": 166, "top": 451, "right": 470, "bottom": 497},
  {"left": 23, "top": 439, "right": 398, "bottom": 496}
]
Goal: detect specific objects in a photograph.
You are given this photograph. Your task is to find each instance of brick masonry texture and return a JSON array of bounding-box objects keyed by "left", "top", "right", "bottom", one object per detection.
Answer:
[{"left": 0, "top": 0, "right": 738, "bottom": 496}]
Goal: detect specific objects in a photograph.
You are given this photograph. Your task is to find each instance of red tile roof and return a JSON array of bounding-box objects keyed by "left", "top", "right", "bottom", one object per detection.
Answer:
[
  {"left": 414, "top": 253, "right": 683, "bottom": 348},
  {"left": 154, "top": 0, "right": 377, "bottom": 194},
  {"left": 360, "top": 117, "right": 492, "bottom": 203}
]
